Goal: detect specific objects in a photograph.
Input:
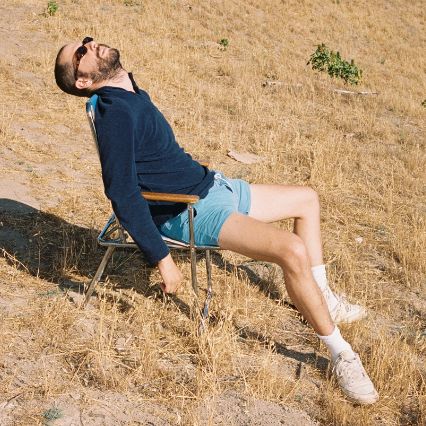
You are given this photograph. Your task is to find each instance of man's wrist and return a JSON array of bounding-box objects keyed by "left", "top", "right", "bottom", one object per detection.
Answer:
[{"left": 157, "top": 253, "right": 173, "bottom": 268}]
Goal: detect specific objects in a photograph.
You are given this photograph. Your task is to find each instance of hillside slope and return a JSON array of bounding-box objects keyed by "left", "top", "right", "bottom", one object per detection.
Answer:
[{"left": 0, "top": 0, "right": 425, "bottom": 424}]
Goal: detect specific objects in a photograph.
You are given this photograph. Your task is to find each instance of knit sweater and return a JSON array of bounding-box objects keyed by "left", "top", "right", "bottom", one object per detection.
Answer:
[{"left": 94, "top": 75, "right": 214, "bottom": 264}]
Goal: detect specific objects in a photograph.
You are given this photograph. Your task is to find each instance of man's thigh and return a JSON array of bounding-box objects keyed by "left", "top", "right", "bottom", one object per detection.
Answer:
[
  {"left": 218, "top": 212, "right": 300, "bottom": 264},
  {"left": 249, "top": 184, "right": 317, "bottom": 223}
]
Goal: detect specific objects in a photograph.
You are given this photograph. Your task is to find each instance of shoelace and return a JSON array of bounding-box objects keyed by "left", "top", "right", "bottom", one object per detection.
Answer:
[
  {"left": 334, "top": 354, "right": 366, "bottom": 384},
  {"left": 336, "top": 296, "right": 352, "bottom": 313},
  {"left": 329, "top": 292, "right": 352, "bottom": 314}
]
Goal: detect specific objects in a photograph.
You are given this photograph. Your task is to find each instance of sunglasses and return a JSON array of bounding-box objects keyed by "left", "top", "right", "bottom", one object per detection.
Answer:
[{"left": 74, "top": 36, "right": 94, "bottom": 80}]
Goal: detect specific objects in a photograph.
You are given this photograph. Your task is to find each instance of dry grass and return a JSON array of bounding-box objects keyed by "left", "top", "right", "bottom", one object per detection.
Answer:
[{"left": 0, "top": 0, "right": 425, "bottom": 424}]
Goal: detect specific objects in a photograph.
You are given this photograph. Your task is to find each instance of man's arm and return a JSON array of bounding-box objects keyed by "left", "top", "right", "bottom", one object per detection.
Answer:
[{"left": 96, "top": 100, "right": 176, "bottom": 276}]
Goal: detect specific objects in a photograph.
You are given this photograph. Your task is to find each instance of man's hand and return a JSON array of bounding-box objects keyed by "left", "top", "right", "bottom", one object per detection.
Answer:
[{"left": 157, "top": 254, "right": 183, "bottom": 294}]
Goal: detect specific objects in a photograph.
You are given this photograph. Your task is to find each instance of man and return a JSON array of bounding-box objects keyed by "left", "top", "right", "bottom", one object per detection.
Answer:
[{"left": 54, "top": 37, "right": 379, "bottom": 404}]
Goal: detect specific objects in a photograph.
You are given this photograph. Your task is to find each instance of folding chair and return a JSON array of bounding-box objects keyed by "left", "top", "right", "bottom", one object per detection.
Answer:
[{"left": 84, "top": 94, "right": 220, "bottom": 326}]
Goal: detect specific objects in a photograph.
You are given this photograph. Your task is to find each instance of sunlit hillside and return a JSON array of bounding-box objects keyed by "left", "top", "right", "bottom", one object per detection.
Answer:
[{"left": 0, "top": 0, "right": 424, "bottom": 424}]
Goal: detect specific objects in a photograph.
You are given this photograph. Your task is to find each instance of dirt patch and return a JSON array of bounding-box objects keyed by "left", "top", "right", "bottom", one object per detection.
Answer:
[
  {"left": 198, "top": 390, "right": 318, "bottom": 425},
  {"left": 0, "top": 184, "right": 41, "bottom": 212}
]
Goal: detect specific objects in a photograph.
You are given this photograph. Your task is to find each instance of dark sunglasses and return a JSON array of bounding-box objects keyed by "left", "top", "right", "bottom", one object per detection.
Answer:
[{"left": 74, "top": 36, "right": 94, "bottom": 80}]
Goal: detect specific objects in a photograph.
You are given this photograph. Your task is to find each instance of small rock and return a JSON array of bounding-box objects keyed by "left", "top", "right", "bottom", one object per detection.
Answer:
[
  {"left": 262, "top": 80, "right": 283, "bottom": 87},
  {"left": 115, "top": 337, "right": 127, "bottom": 352},
  {"left": 227, "top": 150, "right": 264, "bottom": 165}
]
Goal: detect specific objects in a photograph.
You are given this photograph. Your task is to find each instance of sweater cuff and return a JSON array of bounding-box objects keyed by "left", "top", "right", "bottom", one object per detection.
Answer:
[{"left": 145, "top": 243, "right": 170, "bottom": 266}]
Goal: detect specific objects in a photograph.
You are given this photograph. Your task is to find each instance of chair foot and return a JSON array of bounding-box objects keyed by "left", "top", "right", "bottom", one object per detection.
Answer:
[
  {"left": 202, "top": 287, "right": 213, "bottom": 319},
  {"left": 83, "top": 246, "right": 115, "bottom": 307},
  {"left": 198, "top": 287, "right": 213, "bottom": 332}
]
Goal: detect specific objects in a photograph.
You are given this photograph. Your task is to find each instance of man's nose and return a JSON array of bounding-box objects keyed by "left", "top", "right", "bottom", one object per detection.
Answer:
[{"left": 86, "top": 40, "right": 98, "bottom": 50}]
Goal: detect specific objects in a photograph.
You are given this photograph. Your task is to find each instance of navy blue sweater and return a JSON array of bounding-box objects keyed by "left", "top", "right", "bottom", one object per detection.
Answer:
[{"left": 94, "top": 75, "right": 215, "bottom": 264}]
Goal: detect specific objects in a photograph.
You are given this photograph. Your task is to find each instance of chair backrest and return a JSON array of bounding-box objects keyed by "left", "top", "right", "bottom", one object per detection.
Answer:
[{"left": 85, "top": 94, "right": 100, "bottom": 156}]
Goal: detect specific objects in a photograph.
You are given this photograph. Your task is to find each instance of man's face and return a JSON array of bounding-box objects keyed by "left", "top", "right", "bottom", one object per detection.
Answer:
[{"left": 60, "top": 38, "right": 122, "bottom": 84}]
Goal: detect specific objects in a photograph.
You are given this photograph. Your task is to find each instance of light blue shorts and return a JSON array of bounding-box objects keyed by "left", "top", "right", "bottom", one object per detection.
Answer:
[{"left": 159, "top": 172, "right": 251, "bottom": 246}]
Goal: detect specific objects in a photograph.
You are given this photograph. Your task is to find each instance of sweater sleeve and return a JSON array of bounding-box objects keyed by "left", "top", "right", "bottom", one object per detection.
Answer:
[{"left": 96, "top": 101, "right": 170, "bottom": 265}]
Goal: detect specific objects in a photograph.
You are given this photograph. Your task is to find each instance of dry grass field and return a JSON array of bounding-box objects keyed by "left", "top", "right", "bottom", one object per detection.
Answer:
[{"left": 0, "top": 0, "right": 425, "bottom": 424}]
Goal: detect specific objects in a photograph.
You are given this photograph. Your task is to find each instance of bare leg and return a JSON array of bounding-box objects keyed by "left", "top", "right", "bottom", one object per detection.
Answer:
[
  {"left": 222, "top": 189, "right": 378, "bottom": 404},
  {"left": 218, "top": 213, "right": 334, "bottom": 336},
  {"left": 249, "top": 184, "right": 323, "bottom": 266}
]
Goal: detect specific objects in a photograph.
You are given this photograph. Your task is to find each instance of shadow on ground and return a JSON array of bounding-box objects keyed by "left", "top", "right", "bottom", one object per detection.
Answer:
[
  {"left": 0, "top": 199, "right": 284, "bottom": 301},
  {"left": 0, "top": 198, "right": 151, "bottom": 293},
  {"left": 0, "top": 199, "right": 327, "bottom": 369}
]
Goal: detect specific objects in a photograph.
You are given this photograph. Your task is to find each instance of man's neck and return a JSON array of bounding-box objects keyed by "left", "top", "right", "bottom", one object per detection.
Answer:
[{"left": 96, "top": 69, "right": 135, "bottom": 93}]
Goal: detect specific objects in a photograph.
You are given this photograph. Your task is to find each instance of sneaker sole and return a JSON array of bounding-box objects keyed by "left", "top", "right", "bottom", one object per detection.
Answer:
[{"left": 346, "top": 389, "right": 379, "bottom": 405}]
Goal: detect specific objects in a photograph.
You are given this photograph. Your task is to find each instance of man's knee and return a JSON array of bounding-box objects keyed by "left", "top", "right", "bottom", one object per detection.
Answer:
[
  {"left": 274, "top": 233, "right": 310, "bottom": 273},
  {"left": 304, "top": 187, "right": 320, "bottom": 210}
]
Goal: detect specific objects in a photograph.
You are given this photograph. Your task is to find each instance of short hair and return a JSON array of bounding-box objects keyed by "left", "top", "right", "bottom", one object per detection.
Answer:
[{"left": 54, "top": 45, "right": 91, "bottom": 98}]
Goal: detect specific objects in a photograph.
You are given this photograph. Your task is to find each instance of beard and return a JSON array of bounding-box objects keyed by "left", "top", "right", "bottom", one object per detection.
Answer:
[{"left": 90, "top": 46, "right": 122, "bottom": 83}]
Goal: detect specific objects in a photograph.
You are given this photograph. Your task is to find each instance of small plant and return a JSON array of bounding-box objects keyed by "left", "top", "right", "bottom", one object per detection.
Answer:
[
  {"left": 124, "top": 0, "right": 141, "bottom": 5},
  {"left": 43, "top": 407, "right": 62, "bottom": 422},
  {"left": 219, "top": 38, "right": 229, "bottom": 49},
  {"left": 46, "top": 1, "right": 58, "bottom": 16},
  {"left": 307, "top": 43, "right": 362, "bottom": 85},
  {"left": 421, "top": 99, "right": 426, "bottom": 108}
]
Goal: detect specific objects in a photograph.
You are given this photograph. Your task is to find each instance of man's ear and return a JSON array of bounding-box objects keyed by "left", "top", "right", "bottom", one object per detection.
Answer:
[{"left": 75, "top": 77, "right": 93, "bottom": 90}]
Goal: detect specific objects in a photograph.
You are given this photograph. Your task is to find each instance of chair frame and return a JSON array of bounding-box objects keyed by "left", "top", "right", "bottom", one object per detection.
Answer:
[{"left": 84, "top": 95, "right": 219, "bottom": 325}]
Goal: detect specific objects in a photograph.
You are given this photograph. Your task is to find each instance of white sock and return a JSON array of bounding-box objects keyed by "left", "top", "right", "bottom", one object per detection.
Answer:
[
  {"left": 311, "top": 264, "right": 339, "bottom": 311},
  {"left": 311, "top": 264, "right": 328, "bottom": 291},
  {"left": 318, "top": 326, "right": 353, "bottom": 362}
]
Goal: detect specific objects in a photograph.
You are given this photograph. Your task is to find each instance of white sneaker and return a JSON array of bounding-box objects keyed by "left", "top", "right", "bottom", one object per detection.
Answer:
[
  {"left": 327, "top": 291, "right": 367, "bottom": 324},
  {"left": 333, "top": 350, "right": 379, "bottom": 405}
]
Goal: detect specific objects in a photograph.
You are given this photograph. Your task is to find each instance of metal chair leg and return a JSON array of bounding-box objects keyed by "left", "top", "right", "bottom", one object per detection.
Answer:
[
  {"left": 203, "top": 250, "right": 213, "bottom": 318},
  {"left": 199, "top": 249, "right": 213, "bottom": 333},
  {"left": 83, "top": 246, "right": 115, "bottom": 307},
  {"left": 188, "top": 204, "right": 203, "bottom": 325},
  {"left": 188, "top": 205, "right": 198, "bottom": 297}
]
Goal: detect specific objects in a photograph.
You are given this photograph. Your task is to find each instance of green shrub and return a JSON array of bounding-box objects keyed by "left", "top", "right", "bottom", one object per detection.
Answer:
[
  {"left": 219, "top": 38, "right": 229, "bottom": 48},
  {"left": 46, "top": 1, "right": 58, "bottom": 16},
  {"left": 307, "top": 43, "right": 362, "bottom": 85}
]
